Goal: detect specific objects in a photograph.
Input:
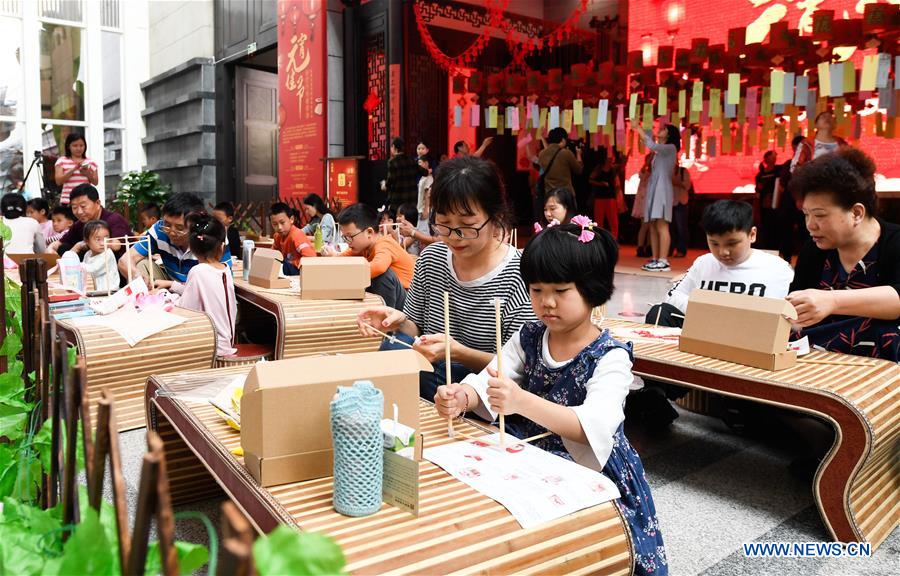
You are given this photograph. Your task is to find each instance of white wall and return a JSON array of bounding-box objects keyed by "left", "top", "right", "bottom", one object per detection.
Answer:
[{"left": 148, "top": 0, "right": 214, "bottom": 77}]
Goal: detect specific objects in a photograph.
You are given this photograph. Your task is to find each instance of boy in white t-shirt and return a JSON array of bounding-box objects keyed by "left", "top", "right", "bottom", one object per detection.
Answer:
[
  {"left": 663, "top": 199, "right": 794, "bottom": 314},
  {"left": 630, "top": 200, "right": 794, "bottom": 430}
]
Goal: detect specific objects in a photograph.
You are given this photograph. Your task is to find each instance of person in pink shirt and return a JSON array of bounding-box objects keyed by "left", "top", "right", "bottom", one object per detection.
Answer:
[
  {"left": 54, "top": 133, "right": 98, "bottom": 205},
  {"left": 26, "top": 197, "right": 54, "bottom": 243},
  {"left": 176, "top": 213, "right": 237, "bottom": 358}
]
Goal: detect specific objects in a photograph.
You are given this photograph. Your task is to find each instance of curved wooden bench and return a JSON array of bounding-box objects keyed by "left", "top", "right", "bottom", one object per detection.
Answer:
[
  {"left": 147, "top": 366, "right": 636, "bottom": 575},
  {"left": 605, "top": 319, "right": 900, "bottom": 550},
  {"left": 57, "top": 308, "right": 216, "bottom": 431},
  {"left": 233, "top": 278, "right": 383, "bottom": 359}
]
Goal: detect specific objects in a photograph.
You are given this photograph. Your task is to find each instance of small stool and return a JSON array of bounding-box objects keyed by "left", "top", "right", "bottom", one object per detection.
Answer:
[{"left": 215, "top": 343, "right": 275, "bottom": 367}]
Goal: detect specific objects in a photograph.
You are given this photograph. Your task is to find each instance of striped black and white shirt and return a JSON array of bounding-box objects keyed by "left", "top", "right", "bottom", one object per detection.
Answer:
[{"left": 403, "top": 242, "right": 536, "bottom": 354}]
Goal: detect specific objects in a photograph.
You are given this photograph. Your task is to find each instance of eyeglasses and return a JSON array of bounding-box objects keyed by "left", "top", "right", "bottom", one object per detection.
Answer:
[
  {"left": 431, "top": 218, "right": 492, "bottom": 240},
  {"left": 341, "top": 229, "right": 366, "bottom": 243},
  {"left": 161, "top": 225, "right": 188, "bottom": 238}
]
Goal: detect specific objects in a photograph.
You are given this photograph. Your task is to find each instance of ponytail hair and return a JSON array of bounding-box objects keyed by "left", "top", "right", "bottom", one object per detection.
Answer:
[{"left": 186, "top": 212, "right": 227, "bottom": 259}]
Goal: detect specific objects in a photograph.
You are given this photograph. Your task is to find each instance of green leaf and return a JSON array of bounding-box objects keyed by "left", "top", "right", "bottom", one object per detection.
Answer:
[
  {"left": 0, "top": 497, "right": 64, "bottom": 575},
  {"left": 145, "top": 541, "right": 209, "bottom": 576},
  {"left": 0, "top": 332, "right": 22, "bottom": 359},
  {"left": 253, "top": 526, "right": 347, "bottom": 576},
  {"left": 0, "top": 372, "right": 24, "bottom": 398},
  {"left": 0, "top": 220, "right": 11, "bottom": 243},
  {"left": 54, "top": 508, "right": 116, "bottom": 576},
  {"left": 0, "top": 445, "right": 17, "bottom": 498},
  {"left": 11, "top": 452, "right": 41, "bottom": 501},
  {"left": 32, "top": 418, "right": 53, "bottom": 473},
  {"left": 0, "top": 407, "right": 29, "bottom": 442}
]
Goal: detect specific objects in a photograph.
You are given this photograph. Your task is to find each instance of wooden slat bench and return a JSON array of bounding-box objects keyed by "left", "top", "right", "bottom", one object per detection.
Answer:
[
  {"left": 233, "top": 277, "right": 383, "bottom": 359},
  {"left": 146, "top": 366, "right": 636, "bottom": 575},
  {"left": 603, "top": 318, "right": 900, "bottom": 550}
]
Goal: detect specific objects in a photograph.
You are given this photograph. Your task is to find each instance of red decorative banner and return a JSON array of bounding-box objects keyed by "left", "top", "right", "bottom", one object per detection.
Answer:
[
  {"left": 327, "top": 157, "right": 359, "bottom": 209},
  {"left": 278, "top": 0, "right": 327, "bottom": 199}
]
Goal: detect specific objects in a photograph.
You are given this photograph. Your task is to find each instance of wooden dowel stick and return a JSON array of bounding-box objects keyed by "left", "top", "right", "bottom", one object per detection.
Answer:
[
  {"left": 104, "top": 238, "right": 112, "bottom": 296},
  {"left": 365, "top": 324, "right": 415, "bottom": 349},
  {"left": 147, "top": 237, "right": 154, "bottom": 289},
  {"left": 444, "top": 291, "right": 453, "bottom": 438},
  {"left": 654, "top": 304, "right": 663, "bottom": 328},
  {"left": 125, "top": 236, "right": 132, "bottom": 285},
  {"left": 519, "top": 431, "right": 553, "bottom": 444},
  {"left": 494, "top": 298, "right": 505, "bottom": 447}
]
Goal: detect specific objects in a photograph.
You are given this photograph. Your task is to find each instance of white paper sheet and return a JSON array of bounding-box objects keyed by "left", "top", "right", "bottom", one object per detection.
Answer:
[
  {"left": 68, "top": 306, "right": 188, "bottom": 347},
  {"left": 424, "top": 433, "right": 620, "bottom": 529}
]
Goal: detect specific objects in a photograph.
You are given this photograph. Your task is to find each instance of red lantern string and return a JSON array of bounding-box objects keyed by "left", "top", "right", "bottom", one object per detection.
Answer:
[
  {"left": 502, "top": 0, "right": 590, "bottom": 70},
  {"left": 413, "top": 0, "right": 510, "bottom": 75}
]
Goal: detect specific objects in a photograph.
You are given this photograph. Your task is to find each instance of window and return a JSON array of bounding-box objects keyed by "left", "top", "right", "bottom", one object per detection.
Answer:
[
  {"left": 0, "top": 121, "right": 24, "bottom": 194},
  {"left": 40, "top": 23, "right": 85, "bottom": 121},
  {"left": 39, "top": 0, "right": 82, "bottom": 23},
  {"left": 0, "top": 17, "right": 23, "bottom": 119}
]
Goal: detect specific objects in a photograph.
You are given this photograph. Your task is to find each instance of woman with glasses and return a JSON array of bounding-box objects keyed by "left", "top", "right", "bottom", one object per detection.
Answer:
[{"left": 358, "top": 156, "right": 536, "bottom": 399}]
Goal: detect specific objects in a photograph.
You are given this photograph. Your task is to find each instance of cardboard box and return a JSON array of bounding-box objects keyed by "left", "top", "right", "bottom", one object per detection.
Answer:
[
  {"left": 678, "top": 289, "right": 798, "bottom": 371},
  {"left": 241, "top": 349, "right": 432, "bottom": 486},
  {"left": 249, "top": 248, "right": 290, "bottom": 289},
  {"left": 300, "top": 256, "right": 370, "bottom": 300}
]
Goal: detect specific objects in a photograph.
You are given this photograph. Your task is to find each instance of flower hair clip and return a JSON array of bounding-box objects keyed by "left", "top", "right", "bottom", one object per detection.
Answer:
[
  {"left": 570, "top": 215, "right": 596, "bottom": 243},
  {"left": 533, "top": 219, "right": 560, "bottom": 234}
]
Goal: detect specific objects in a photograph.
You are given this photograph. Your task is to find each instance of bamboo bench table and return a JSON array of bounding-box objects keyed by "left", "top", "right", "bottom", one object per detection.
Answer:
[
  {"left": 146, "top": 366, "right": 636, "bottom": 575},
  {"left": 56, "top": 308, "right": 216, "bottom": 431},
  {"left": 232, "top": 277, "right": 383, "bottom": 359},
  {"left": 602, "top": 318, "right": 899, "bottom": 551}
]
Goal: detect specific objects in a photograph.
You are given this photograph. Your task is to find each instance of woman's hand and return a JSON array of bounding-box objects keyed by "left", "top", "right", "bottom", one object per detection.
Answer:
[
  {"left": 434, "top": 383, "right": 469, "bottom": 419},
  {"left": 357, "top": 305, "right": 406, "bottom": 336},
  {"left": 72, "top": 241, "right": 86, "bottom": 253},
  {"left": 413, "top": 333, "right": 457, "bottom": 363},
  {"left": 485, "top": 367, "right": 527, "bottom": 415},
  {"left": 398, "top": 219, "right": 416, "bottom": 238},
  {"left": 786, "top": 289, "right": 837, "bottom": 327}
]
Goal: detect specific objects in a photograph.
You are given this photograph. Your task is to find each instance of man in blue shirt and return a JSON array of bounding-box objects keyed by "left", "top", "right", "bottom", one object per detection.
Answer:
[{"left": 118, "top": 192, "right": 231, "bottom": 289}]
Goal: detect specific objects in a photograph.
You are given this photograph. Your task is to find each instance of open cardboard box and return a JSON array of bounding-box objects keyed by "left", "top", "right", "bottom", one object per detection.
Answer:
[
  {"left": 300, "top": 256, "right": 370, "bottom": 300},
  {"left": 248, "top": 248, "right": 290, "bottom": 289},
  {"left": 678, "top": 289, "right": 798, "bottom": 371},
  {"left": 241, "top": 349, "right": 432, "bottom": 487}
]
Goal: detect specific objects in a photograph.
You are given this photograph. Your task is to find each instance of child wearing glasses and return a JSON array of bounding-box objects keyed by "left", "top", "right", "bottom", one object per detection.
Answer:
[
  {"left": 270, "top": 202, "right": 316, "bottom": 275},
  {"left": 324, "top": 203, "right": 415, "bottom": 309},
  {"left": 357, "top": 155, "right": 536, "bottom": 399}
]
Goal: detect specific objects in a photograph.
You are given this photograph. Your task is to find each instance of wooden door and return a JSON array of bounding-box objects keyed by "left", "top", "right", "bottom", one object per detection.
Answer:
[{"left": 235, "top": 66, "right": 278, "bottom": 203}]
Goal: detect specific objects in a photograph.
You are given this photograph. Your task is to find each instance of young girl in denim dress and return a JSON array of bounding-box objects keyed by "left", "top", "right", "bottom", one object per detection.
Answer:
[{"left": 435, "top": 216, "right": 667, "bottom": 575}]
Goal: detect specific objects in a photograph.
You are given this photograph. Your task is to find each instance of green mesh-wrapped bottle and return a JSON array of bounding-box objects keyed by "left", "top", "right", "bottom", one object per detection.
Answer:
[{"left": 313, "top": 223, "right": 324, "bottom": 253}]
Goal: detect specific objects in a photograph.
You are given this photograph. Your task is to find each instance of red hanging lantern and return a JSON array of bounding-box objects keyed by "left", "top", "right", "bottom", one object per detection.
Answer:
[
  {"left": 571, "top": 63, "right": 590, "bottom": 87},
  {"left": 864, "top": 3, "right": 898, "bottom": 34},
  {"left": 690, "top": 38, "right": 709, "bottom": 63},
  {"left": 469, "top": 71, "right": 483, "bottom": 93},
  {"left": 487, "top": 72, "right": 504, "bottom": 95},
  {"left": 657, "top": 46, "right": 675, "bottom": 69},
  {"left": 452, "top": 75, "right": 466, "bottom": 94},
  {"left": 812, "top": 10, "right": 835, "bottom": 41},
  {"left": 547, "top": 68, "right": 563, "bottom": 91}
]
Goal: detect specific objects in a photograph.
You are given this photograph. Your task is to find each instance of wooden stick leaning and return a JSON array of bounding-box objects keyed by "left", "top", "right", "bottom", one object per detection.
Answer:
[
  {"left": 444, "top": 291, "right": 454, "bottom": 438},
  {"left": 495, "top": 297, "right": 505, "bottom": 447},
  {"left": 365, "top": 324, "right": 415, "bottom": 349}
]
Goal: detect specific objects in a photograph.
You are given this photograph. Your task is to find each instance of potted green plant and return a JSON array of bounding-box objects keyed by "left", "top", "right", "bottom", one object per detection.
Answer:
[{"left": 111, "top": 171, "right": 171, "bottom": 229}]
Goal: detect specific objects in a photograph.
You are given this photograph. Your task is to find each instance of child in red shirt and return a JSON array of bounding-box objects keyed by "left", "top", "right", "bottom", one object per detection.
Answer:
[{"left": 271, "top": 202, "right": 316, "bottom": 275}]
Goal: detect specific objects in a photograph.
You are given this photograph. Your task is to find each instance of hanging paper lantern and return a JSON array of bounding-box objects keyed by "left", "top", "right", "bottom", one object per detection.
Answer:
[
  {"left": 468, "top": 71, "right": 483, "bottom": 93},
  {"left": 674, "top": 48, "right": 691, "bottom": 72},
  {"left": 548, "top": 68, "right": 563, "bottom": 91},
  {"left": 657, "top": 46, "right": 674, "bottom": 69},
  {"left": 487, "top": 72, "right": 504, "bottom": 95},
  {"left": 571, "top": 63, "right": 590, "bottom": 87},
  {"left": 708, "top": 44, "right": 726, "bottom": 70},
  {"left": 526, "top": 70, "right": 542, "bottom": 92},
  {"left": 812, "top": 10, "right": 835, "bottom": 41},
  {"left": 832, "top": 19, "right": 862, "bottom": 47},
  {"left": 627, "top": 50, "right": 643, "bottom": 71},
  {"left": 864, "top": 3, "right": 898, "bottom": 34},
  {"left": 506, "top": 73, "right": 525, "bottom": 94},
  {"left": 452, "top": 75, "right": 466, "bottom": 94},
  {"left": 727, "top": 28, "right": 746, "bottom": 53},
  {"left": 690, "top": 38, "right": 709, "bottom": 63}
]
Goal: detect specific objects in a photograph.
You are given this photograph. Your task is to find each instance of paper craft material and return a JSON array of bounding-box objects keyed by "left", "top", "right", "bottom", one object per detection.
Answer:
[
  {"left": 453, "top": 105, "right": 462, "bottom": 127},
  {"left": 598, "top": 99, "right": 609, "bottom": 125},
  {"left": 658, "top": 87, "right": 667, "bottom": 116},
  {"left": 382, "top": 445, "right": 420, "bottom": 515},
  {"left": 68, "top": 304, "right": 188, "bottom": 347},
  {"left": 549, "top": 106, "right": 560, "bottom": 129},
  {"left": 679, "top": 290, "right": 797, "bottom": 371},
  {"left": 609, "top": 326, "right": 682, "bottom": 346},
  {"left": 818, "top": 62, "right": 832, "bottom": 97},
  {"left": 691, "top": 81, "right": 704, "bottom": 112},
  {"left": 573, "top": 99, "right": 583, "bottom": 124},
  {"left": 248, "top": 248, "right": 290, "bottom": 289},
  {"left": 795, "top": 76, "right": 809, "bottom": 106},
  {"left": 470, "top": 104, "right": 480, "bottom": 127},
  {"left": 88, "top": 277, "right": 150, "bottom": 315},
  {"left": 562, "top": 109, "right": 573, "bottom": 131},
  {"left": 629, "top": 93, "right": 638, "bottom": 121},
  {"left": 770, "top": 70, "right": 785, "bottom": 103},
  {"left": 488, "top": 106, "right": 498, "bottom": 128},
  {"left": 241, "top": 350, "right": 431, "bottom": 486},
  {"left": 300, "top": 256, "right": 369, "bottom": 299},
  {"left": 678, "top": 90, "right": 686, "bottom": 118},
  {"left": 424, "top": 433, "right": 620, "bottom": 529},
  {"left": 788, "top": 336, "right": 810, "bottom": 357},
  {"left": 727, "top": 74, "right": 740, "bottom": 105}
]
